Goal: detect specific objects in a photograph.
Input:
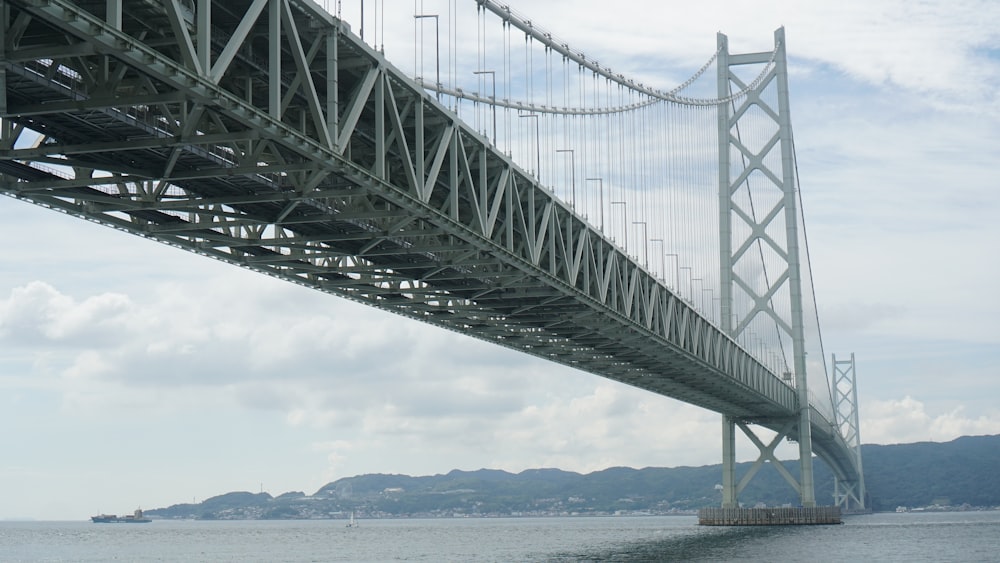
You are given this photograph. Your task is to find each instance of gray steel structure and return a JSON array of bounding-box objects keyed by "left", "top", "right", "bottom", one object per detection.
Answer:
[
  {"left": 717, "top": 29, "right": 864, "bottom": 509},
  {"left": 832, "top": 353, "right": 866, "bottom": 511},
  {"left": 0, "top": 0, "right": 861, "bottom": 498},
  {"left": 718, "top": 28, "right": 817, "bottom": 508}
]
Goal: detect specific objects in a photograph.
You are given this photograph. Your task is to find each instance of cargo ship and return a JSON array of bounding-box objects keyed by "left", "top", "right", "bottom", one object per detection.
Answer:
[{"left": 91, "top": 508, "right": 151, "bottom": 523}]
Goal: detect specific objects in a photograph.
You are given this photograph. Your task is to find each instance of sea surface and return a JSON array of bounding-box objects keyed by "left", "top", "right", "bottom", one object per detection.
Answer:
[{"left": 2, "top": 511, "right": 999, "bottom": 562}]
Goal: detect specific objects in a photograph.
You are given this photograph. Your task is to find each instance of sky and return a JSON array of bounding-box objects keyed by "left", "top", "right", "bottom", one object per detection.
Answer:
[{"left": 1, "top": 0, "right": 999, "bottom": 520}]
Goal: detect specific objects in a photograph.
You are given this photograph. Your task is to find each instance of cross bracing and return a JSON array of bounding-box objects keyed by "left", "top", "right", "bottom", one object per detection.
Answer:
[{"left": 0, "top": 0, "right": 860, "bottom": 490}]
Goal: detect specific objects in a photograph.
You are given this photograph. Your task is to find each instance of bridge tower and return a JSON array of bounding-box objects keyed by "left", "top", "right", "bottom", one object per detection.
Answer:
[
  {"left": 832, "top": 353, "right": 867, "bottom": 511},
  {"left": 716, "top": 28, "right": 816, "bottom": 508}
]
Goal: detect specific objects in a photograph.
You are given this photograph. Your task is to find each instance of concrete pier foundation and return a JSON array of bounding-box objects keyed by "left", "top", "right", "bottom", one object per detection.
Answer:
[{"left": 698, "top": 506, "right": 842, "bottom": 526}]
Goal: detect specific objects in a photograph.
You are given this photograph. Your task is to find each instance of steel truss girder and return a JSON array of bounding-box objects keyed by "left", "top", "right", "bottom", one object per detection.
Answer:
[{"left": 2, "top": 0, "right": 800, "bottom": 422}]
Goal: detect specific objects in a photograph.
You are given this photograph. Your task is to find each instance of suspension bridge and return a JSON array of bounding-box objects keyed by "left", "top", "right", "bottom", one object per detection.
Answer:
[{"left": 0, "top": 0, "right": 865, "bottom": 517}]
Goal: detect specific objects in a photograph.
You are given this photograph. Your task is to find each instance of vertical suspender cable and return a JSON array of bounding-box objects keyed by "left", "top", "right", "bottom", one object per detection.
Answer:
[
  {"left": 413, "top": 0, "right": 418, "bottom": 79},
  {"left": 475, "top": 3, "right": 481, "bottom": 134},
  {"left": 504, "top": 19, "right": 510, "bottom": 156}
]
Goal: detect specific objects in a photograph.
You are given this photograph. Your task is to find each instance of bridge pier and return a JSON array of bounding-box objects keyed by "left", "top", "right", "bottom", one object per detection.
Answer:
[
  {"left": 721, "top": 416, "right": 737, "bottom": 508},
  {"left": 794, "top": 367, "right": 817, "bottom": 508},
  {"left": 699, "top": 506, "right": 841, "bottom": 526},
  {"left": 717, "top": 417, "right": 817, "bottom": 511}
]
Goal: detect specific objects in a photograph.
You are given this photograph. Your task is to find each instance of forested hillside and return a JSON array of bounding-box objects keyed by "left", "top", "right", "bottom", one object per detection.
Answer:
[{"left": 147, "top": 434, "right": 1000, "bottom": 519}]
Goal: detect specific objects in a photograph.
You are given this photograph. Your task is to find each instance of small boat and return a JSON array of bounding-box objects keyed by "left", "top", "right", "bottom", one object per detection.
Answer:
[
  {"left": 345, "top": 512, "right": 358, "bottom": 528},
  {"left": 91, "top": 508, "right": 152, "bottom": 523}
]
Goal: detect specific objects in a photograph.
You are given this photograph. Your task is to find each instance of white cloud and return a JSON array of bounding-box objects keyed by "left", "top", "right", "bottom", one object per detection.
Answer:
[
  {"left": 863, "top": 396, "right": 1000, "bottom": 445},
  {"left": 0, "top": 281, "right": 138, "bottom": 345}
]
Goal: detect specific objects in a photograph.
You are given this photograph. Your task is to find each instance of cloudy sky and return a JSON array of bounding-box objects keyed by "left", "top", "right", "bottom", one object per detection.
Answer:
[{"left": 2, "top": 0, "right": 999, "bottom": 520}]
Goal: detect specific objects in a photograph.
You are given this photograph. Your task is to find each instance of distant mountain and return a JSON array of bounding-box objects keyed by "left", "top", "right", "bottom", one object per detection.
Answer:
[
  {"left": 146, "top": 434, "right": 1000, "bottom": 520},
  {"left": 862, "top": 434, "right": 1000, "bottom": 510}
]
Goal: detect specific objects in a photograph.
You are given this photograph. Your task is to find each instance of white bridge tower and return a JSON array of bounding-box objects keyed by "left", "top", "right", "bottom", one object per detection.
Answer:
[{"left": 717, "top": 28, "right": 816, "bottom": 509}]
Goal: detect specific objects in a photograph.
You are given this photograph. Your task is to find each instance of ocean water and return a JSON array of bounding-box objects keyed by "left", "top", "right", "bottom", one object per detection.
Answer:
[{"left": 2, "top": 511, "right": 999, "bottom": 562}]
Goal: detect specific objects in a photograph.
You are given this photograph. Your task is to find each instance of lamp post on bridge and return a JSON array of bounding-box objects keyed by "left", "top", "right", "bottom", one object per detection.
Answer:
[
  {"left": 518, "top": 113, "right": 540, "bottom": 183},
  {"left": 414, "top": 14, "right": 440, "bottom": 102},
  {"left": 556, "top": 149, "right": 576, "bottom": 209},
  {"left": 752, "top": 333, "right": 761, "bottom": 360},
  {"left": 679, "top": 266, "right": 692, "bottom": 301},
  {"left": 703, "top": 288, "right": 716, "bottom": 323},
  {"left": 473, "top": 70, "right": 497, "bottom": 145},
  {"left": 632, "top": 221, "right": 648, "bottom": 268},
  {"left": 586, "top": 178, "right": 603, "bottom": 232},
  {"left": 610, "top": 201, "right": 627, "bottom": 253},
  {"left": 691, "top": 277, "right": 703, "bottom": 311},
  {"left": 650, "top": 239, "right": 664, "bottom": 282},
  {"left": 665, "top": 253, "right": 679, "bottom": 291}
]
